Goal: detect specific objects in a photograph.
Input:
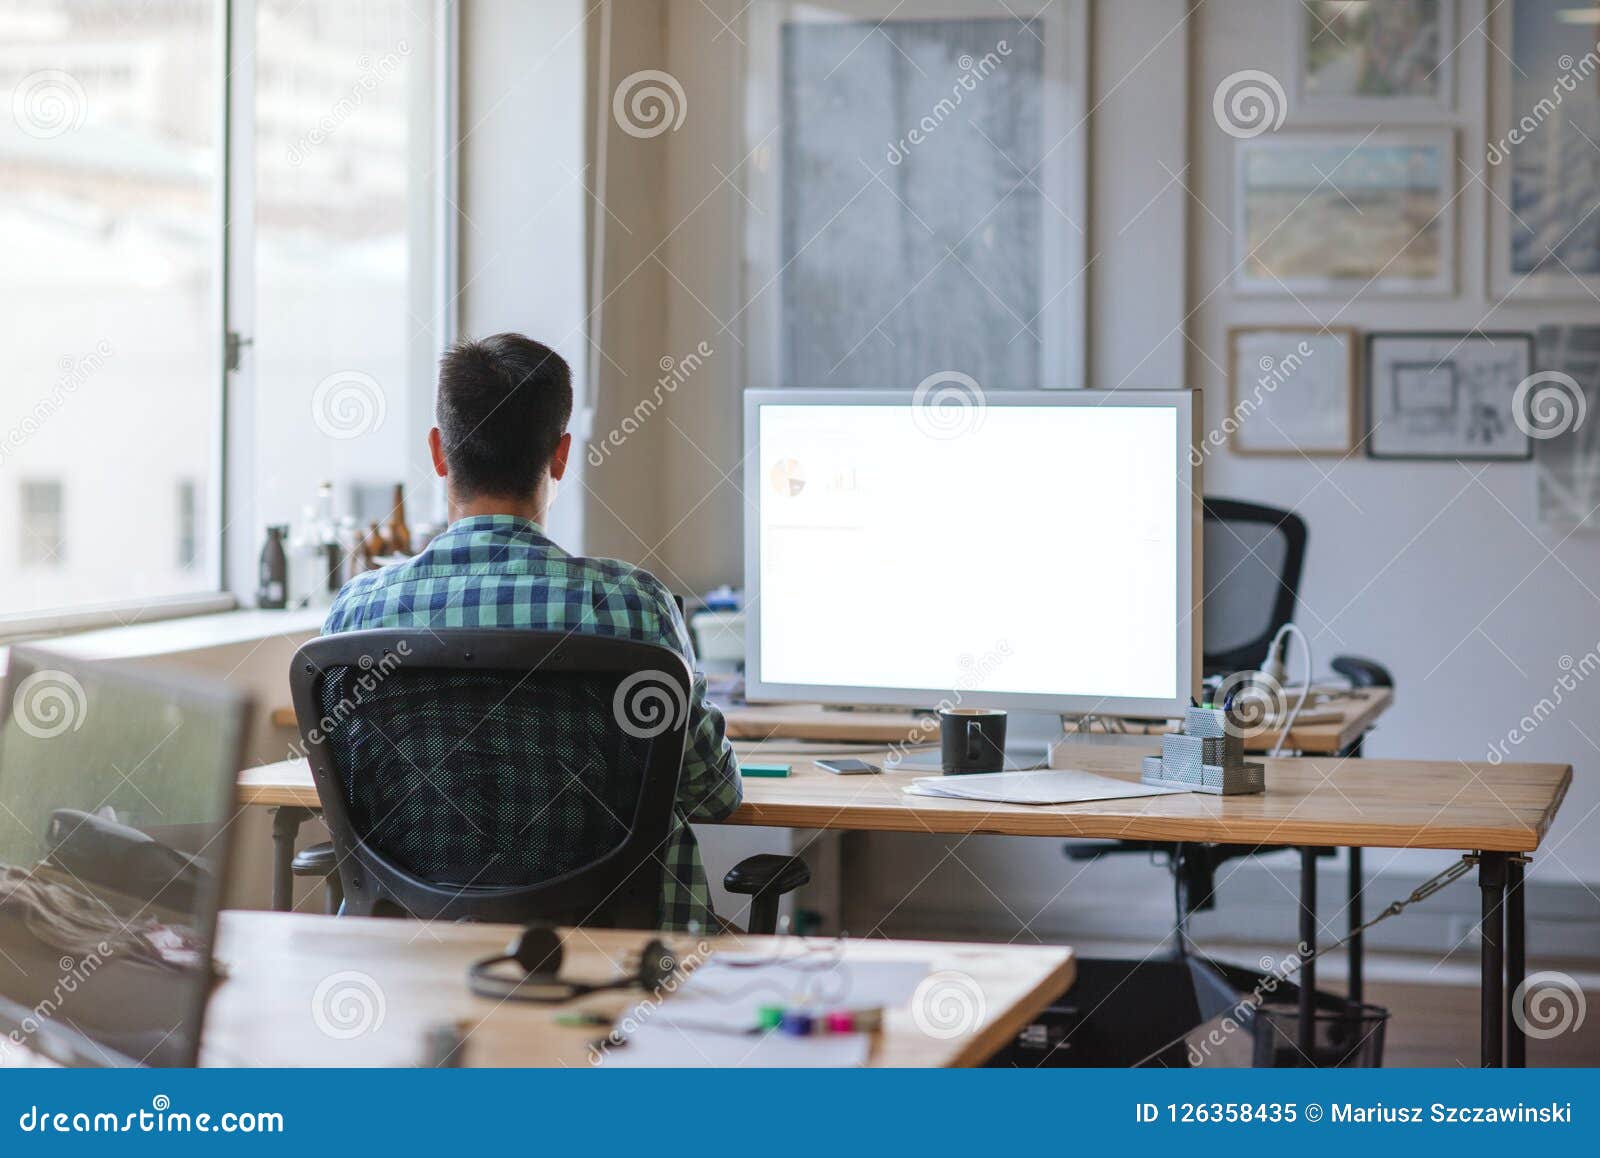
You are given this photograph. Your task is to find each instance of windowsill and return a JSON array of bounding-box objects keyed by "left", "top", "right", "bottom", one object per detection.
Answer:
[{"left": 0, "top": 605, "right": 326, "bottom": 671}]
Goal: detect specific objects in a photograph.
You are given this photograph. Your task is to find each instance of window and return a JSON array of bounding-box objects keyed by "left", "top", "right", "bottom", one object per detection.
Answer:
[
  {"left": 0, "top": 0, "right": 446, "bottom": 628},
  {"left": 19, "top": 481, "right": 65, "bottom": 568},
  {"left": 0, "top": 0, "right": 219, "bottom": 616},
  {"left": 746, "top": 2, "right": 1086, "bottom": 390},
  {"left": 249, "top": 0, "right": 441, "bottom": 548}
]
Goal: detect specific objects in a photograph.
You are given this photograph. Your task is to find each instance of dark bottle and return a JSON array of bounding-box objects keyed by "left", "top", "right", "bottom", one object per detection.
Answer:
[
  {"left": 386, "top": 483, "right": 412, "bottom": 555},
  {"left": 257, "top": 525, "right": 289, "bottom": 609}
]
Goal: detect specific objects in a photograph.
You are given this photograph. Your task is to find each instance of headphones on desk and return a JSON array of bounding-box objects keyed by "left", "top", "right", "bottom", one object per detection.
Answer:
[{"left": 468, "top": 921, "right": 680, "bottom": 1004}]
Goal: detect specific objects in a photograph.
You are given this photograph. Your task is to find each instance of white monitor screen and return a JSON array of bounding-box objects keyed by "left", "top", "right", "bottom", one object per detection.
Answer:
[{"left": 748, "top": 394, "right": 1193, "bottom": 712}]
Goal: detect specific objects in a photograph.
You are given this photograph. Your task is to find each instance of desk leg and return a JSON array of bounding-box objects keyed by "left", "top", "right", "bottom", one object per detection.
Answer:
[
  {"left": 1298, "top": 846, "right": 1318, "bottom": 1064},
  {"left": 270, "top": 806, "right": 311, "bottom": 913},
  {"left": 1479, "top": 851, "right": 1508, "bottom": 1068},
  {"left": 1348, "top": 847, "right": 1363, "bottom": 1007},
  {"left": 1506, "top": 857, "right": 1527, "bottom": 1068}
]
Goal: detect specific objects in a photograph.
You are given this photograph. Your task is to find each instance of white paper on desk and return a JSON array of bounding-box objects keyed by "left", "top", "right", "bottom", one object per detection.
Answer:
[
  {"left": 632, "top": 957, "right": 928, "bottom": 1034},
  {"left": 905, "top": 768, "right": 1185, "bottom": 805},
  {"left": 600, "top": 1024, "right": 869, "bottom": 1068}
]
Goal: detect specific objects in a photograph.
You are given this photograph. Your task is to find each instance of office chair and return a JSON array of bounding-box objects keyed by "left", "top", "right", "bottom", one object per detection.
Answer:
[
  {"left": 287, "top": 629, "right": 807, "bottom": 931},
  {"left": 1066, "top": 498, "right": 1391, "bottom": 920}
]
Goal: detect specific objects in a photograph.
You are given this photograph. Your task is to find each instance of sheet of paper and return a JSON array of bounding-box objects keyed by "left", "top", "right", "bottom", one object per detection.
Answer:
[
  {"left": 600, "top": 1023, "right": 870, "bottom": 1068},
  {"left": 905, "top": 768, "right": 1186, "bottom": 805}
]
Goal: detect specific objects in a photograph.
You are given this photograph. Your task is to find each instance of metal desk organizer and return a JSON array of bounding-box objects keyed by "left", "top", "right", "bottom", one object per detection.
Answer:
[{"left": 1141, "top": 706, "right": 1265, "bottom": 795}]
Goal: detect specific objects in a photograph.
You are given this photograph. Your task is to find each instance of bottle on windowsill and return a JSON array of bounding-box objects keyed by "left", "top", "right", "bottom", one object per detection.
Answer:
[
  {"left": 257, "top": 525, "right": 289, "bottom": 609},
  {"left": 386, "top": 483, "right": 411, "bottom": 555}
]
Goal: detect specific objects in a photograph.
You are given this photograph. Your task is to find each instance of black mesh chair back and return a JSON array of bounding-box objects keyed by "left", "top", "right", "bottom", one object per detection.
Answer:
[
  {"left": 1202, "top": 498, "right": 1307, "bottom": 677},
  {"left": 289, "top": 630, "right": 691, "bottom": 928}
]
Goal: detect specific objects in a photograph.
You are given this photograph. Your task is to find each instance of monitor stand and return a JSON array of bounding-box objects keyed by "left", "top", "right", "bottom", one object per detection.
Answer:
[{"left": 888, "top": 710, "right": 1060, "bottom": 773}]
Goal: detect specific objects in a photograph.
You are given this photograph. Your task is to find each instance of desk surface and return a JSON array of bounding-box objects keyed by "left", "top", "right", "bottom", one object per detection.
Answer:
[
  {"left": 239, "top": 742, "right": 1569, "bottom": 853},
  {"left": 267, "top": 688, "right": 1393, "bottom": 756},
  {"left": 202, "top": 912, "right": 1074, "bottom": 1067},
  {"left": 720, "top": 688, "right": 1393, "bottom": 756}
]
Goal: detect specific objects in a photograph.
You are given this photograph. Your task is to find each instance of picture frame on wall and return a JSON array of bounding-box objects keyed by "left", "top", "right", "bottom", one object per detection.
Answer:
[
  {"left": 1487, "top": 0, "right": 1600, "bottom": 300},
  {"left": 1289, "top": 0, "right": 1455, "bottom": 120},
  {"left": 1532, "top": 324, "right": 1600, "bottom": 530},
  {"left": 1227, "top": 326, "right": 1358, "bottom": 456},
  {"left": 1234, "top": 130, "right": 1456, "bottom": 296},
  {"left": 1366, "top": 332, "right": 1534, "bottom": 461}
]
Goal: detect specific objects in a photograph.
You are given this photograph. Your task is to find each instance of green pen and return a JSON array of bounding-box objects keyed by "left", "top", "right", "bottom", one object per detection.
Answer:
[{"left": 741, "top": 763, "right": 791, "bottom": 778}]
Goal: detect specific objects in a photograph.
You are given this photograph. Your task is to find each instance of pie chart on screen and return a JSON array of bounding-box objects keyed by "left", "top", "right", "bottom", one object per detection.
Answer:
[{"left": 769, "top": 458, "right": 806, "bottom": 498}]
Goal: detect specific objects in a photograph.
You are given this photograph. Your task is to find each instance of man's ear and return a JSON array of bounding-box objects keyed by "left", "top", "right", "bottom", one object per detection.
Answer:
[
  {"left": 427, "top": 427, "right": 449, "bottom": 478},
  {"left": 550, "top": 432, "right": 572, "bottom": 482}
]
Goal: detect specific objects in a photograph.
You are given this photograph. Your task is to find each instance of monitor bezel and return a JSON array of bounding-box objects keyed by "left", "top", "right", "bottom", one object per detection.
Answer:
[{"left": 742, "top": 388, "right": 1202, "bottom": 719}]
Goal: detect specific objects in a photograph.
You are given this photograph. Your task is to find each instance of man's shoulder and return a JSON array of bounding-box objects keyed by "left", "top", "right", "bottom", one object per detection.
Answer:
[
  {"left": 565, "top": 553, "right": 673, "bottom": 603},
  {"left": 323, "top": 566, "right": 391, "bottom": 633}
]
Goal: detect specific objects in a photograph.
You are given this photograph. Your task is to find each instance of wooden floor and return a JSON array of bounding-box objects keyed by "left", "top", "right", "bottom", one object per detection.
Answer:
[{"left": 1189, "top": 977, "right": 1599, "bottom": 1067}]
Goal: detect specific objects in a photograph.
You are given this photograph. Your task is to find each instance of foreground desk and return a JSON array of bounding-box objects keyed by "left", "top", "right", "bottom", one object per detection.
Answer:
[
  {"left": 238, "top": 746, "right": 1569, "bottom": 1068},
  {"left": 203, "top": 911, "right": 1075, "bottom": 1067}
]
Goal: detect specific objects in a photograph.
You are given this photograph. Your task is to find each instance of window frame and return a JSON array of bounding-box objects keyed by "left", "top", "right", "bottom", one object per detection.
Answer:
[{"left": 0, "top": 0, "right": 458, "bottom": 642}]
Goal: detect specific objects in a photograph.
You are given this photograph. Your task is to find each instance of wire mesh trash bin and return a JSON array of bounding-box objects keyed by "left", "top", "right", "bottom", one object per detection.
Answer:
[{"left": 1251, "top": 1000, "right": 1389, "bottom": 1067}]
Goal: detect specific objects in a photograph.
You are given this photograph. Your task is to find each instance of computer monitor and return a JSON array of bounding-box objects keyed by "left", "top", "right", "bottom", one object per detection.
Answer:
[
  {"left": 0, "top": 648, "right": 252, "bottom": 1067},
  {"left": 743, "top": 389, "right": 1201, "bottom": 744}
]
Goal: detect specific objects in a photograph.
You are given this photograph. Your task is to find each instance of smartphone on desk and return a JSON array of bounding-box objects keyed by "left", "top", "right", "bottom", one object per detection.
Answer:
[{"left": 816, "top": 758, "right": 879, "bottom": 775}]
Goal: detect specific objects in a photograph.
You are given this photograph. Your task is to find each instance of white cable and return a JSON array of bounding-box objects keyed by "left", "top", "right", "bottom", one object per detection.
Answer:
[{"left": 1269, "top": 622, "right": 1312, "bottom": 758}]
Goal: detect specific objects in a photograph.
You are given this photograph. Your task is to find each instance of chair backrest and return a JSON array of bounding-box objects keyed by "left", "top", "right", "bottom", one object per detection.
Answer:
[
  {"left": 1202, "top": 498, "right": 1307, "bottom": 677},
  {"left": 289, "top": 629, "right": 691, "bottom": 928}
]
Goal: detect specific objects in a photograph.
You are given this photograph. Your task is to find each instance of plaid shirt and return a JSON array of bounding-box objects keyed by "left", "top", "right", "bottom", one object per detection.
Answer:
[{"left": 322, "top": 514, "right": 741, "bottom": 931}]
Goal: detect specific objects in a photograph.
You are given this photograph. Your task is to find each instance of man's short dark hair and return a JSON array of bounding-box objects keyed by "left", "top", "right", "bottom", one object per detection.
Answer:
[{"left": 436, "top": 333, "right": 573, "bottom": 498}]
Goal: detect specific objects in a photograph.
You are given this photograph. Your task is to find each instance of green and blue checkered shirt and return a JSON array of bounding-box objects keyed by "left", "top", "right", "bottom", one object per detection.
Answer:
[{"left": 322, "top": 514, "right": 741, "bottom": 931}]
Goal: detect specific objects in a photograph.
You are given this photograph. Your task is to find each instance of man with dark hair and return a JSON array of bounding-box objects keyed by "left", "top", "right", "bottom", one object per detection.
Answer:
[{"left": 324, "top": 333, "right": 741, "bottom": 931}]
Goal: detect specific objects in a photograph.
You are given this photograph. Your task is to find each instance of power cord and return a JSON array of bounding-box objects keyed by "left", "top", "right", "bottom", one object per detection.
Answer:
[{"left": 1264, "top": 622, "right": 1312, "bottom": 758}]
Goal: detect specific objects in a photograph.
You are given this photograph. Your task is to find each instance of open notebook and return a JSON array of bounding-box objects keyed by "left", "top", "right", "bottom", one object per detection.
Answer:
[{"left": 905, "top": 768, "right": 1186, "bottom": 806}]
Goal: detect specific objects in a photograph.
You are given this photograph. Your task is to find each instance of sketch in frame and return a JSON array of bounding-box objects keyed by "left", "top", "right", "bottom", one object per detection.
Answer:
[
  {"left": 1226, "top": 327, "right": 1358, "bottom": 456},
  {"left": 1532, "top": 325, "right": 1600, "bottom": 529},
  {"left": 1291, "top": 0, "right": 1455, "bottom": 119},
  {"left": 1488, "top": 0, "right": 1600, "bottom": 299},
  {"left": 1235, "top": 131, "right": 1456, "bottom": 296},
  {"left": 1366, "top": 332, "right": 1534, "bottom": 460}
]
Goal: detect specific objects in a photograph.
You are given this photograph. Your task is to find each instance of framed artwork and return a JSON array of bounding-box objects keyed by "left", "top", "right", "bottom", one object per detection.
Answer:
[
  {"left": 1234, "top": 130, "right": 1456, "bottom": 296},
  {"left": 1290, "top": 0, "right": 1455, "bottom": 119},
  {"left": 1366, "top": 332, "right": 1534, "bottom": 461},
  {"left": 1487, "top": 0, "right": 1600, "bottom": 300},
  {"left": 744, "top": 0, "right": 1089, "bottom": 389},
  {"left": 1533, "top": 325, "right": 1600, "bottom": 530},
  {"left": 1226, "top": 326, "right": 1358, "bottom": 456}
]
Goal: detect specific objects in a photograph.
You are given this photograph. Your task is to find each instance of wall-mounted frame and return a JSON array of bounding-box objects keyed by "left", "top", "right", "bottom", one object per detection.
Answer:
[
  {"left": 1486, "top": 0, "right": 1600, "bottom": 301},
  {"left": 1289, "top": 0, "right": 1456, "bottom": 121},
  {"left": 743, "top": 0, "right": 1089, "bottom": 390},
  {"left": 1226, "top": 326, "right": 1359, "bottom": 456},
  {"left": 1233, "top": 129, "right": 1457, "bottom": 297},
  {"left": 1365, "top": 332, "right": 1534, "bottom": 461}
]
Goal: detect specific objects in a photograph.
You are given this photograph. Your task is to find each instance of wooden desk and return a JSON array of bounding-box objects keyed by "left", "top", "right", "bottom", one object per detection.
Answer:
[
  {"left": 238, "top": 745, "right": 1569, "bottom": 1068},
  {"left": 719, "top": 688, "right": 1393, "bottom": 757},
  {"left": 202, "top": 911, "right": 1074, "bottom": 1067},
  {"left": 268, "top": 688, "right": 1394, "bottom": 757}
]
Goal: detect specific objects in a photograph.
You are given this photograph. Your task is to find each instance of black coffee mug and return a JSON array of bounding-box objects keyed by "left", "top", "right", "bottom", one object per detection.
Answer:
[{"left": 939, "top": 708, "right": 1007, "bottom": 774}]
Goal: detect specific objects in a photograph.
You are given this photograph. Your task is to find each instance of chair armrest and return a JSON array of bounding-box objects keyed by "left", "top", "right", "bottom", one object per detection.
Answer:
[
  {"left": 1330, "top": 655, "right": 1393, "bottom": 689},
  {"left": 723, "top": 853, "right": 811, "bottom": 898}
]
